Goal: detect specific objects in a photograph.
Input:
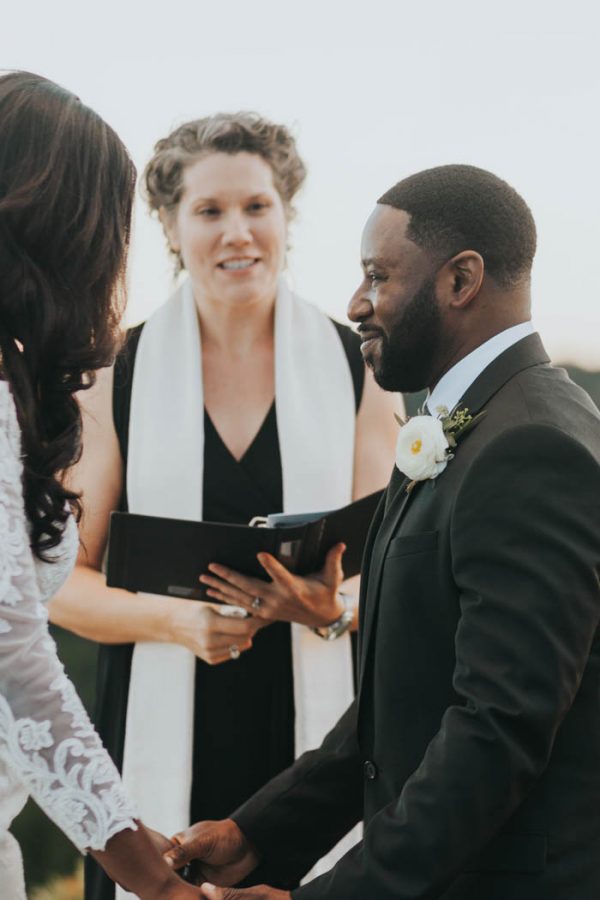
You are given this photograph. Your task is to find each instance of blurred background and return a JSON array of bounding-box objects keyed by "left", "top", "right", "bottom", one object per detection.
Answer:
[{"left": 2, "top": 0, "right": 599, "bottom": 893}]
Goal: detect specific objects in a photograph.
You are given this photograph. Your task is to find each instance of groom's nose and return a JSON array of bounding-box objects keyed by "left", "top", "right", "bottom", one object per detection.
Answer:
[{"left": 348, "top": 281, "right": 374, "bottom": 323}]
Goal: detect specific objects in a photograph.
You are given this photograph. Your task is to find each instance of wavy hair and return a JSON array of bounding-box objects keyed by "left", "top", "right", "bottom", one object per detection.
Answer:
[
  {"left": 0, "top": 71, "right": 136, "bottom": 559},
  {"left": 143, "top": 112, "right": 306, "bottom": 270}
]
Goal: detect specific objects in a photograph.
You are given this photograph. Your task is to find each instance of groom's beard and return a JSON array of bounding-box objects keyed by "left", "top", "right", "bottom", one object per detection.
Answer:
[{"left": 372, "top": 277, "right": 443, "bottom": 393}]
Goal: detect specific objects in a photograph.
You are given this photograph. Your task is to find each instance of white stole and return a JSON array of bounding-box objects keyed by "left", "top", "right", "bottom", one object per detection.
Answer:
[{"left": 118, "top": 278, "right": 359, "bottom": 896}]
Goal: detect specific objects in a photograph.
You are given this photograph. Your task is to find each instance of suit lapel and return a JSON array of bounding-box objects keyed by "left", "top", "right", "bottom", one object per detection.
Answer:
[
  {"left": 358, "top": 475, "right": 418, "bottom": 678},
  {"left": 455, "top": 332, "right": 549, "bottom": 418},
  {"left": 357, "top": 489, "right": 387, "bottom": 634}
]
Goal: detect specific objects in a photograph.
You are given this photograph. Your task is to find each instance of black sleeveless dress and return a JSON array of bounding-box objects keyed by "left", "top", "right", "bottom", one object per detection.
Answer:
[{"left": 85, "top": 320, "right": 364, "bottom": 899}]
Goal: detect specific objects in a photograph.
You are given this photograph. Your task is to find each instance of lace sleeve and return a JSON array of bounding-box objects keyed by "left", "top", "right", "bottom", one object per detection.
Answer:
[{"left": 0, "top": 384, "right": 138, "bottom": 852}]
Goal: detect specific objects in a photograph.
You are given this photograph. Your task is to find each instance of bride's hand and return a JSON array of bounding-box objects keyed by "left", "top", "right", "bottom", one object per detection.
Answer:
[
  {"left": 90, "top": 823, "right": 204, "bottom": 899},
  {"left": 198, "top": 544, "right": 348, "bottom": 629},
  {"left": 146, "top": 826, "right": 176, "bottom": 854},
  {"left": 166, "top": 601, "right": 266, "bottom": 665}
]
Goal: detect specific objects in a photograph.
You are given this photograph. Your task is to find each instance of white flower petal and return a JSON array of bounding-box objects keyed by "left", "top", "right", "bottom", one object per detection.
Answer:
[{"left": 395, "top": 416, "right": 449, "bottom": 482}]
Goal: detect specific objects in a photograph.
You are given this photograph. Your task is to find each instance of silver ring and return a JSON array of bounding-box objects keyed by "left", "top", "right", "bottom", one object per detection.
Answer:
[
  {"left": 251, "top": 596, "right": 262, "bottom": 610},
  {"left": 229, "top": 644, "right": 241, "bottom": 660}
]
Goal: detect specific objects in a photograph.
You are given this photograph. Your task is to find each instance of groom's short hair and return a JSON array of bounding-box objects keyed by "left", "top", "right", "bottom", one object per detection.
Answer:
[{"left": 378, "top": 164, "right": 537, "bottom": 289}]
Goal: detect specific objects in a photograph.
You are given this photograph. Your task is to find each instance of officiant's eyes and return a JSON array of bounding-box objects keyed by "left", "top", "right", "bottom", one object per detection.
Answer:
[
  {"left": 367, "top": 270, "right": 386, "bottom": 286},
  {"left": 194, "top": 201, "right": 272, "bottom": 218},
  {"left": 247, "top": 201, "right": 272, "bottom": 214}
]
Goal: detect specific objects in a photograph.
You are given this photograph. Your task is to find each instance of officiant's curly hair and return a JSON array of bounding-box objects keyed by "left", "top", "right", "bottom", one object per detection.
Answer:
[
  {"left": 143, "top": 112, "right": 306, "bottom": 270},
  {"left": 0, "top": 71, "right": 136, "bottom": 560},
  {"left": 379, "top": 164, "right": 537, "bottom": 289}
]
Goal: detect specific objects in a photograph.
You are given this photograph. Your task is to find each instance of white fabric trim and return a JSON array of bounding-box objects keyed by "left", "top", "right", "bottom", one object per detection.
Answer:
[
  {"left": 118, "top": 278, "right": 359, "bottom": 895},
  {"left": 427, "top": 321, "right": 535, "bottom": 415}
]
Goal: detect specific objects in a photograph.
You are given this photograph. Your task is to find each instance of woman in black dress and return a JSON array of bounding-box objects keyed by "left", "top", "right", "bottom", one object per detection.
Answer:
[{"left": 50, "top": 113, "right": 398, "bottom": 899}]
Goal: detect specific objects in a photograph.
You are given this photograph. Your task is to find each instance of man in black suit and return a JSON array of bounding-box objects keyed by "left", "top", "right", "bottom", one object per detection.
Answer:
[{"left": 165, "top": 165, "right": 600, "bottom": 899}]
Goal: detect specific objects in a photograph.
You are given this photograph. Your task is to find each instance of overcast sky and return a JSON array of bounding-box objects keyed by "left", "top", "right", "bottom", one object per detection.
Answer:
[{"left": 3, "top": 0, "right": 599, "bottom": 365}]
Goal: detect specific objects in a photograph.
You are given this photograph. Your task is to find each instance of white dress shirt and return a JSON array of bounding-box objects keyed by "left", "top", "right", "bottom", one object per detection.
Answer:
[{"left": 426, "top": 321, "right": 535, "bottom": 416}]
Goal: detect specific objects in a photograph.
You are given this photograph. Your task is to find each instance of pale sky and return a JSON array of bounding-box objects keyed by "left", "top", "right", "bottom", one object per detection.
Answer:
[{"left": 3, "top": 0, "right": 600, "bottom": 365}]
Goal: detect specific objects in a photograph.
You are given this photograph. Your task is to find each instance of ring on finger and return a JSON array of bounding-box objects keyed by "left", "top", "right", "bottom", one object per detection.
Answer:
[
  {"left": 251, "top": 596, "right": 262, "bottom": 610},
  {"left": 229, "top": 644, "right": 241, "bottom": 660}
]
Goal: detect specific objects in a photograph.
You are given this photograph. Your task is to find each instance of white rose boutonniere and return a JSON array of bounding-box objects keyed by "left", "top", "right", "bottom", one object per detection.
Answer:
[
  {"left": 395, "top": 405, "right": 486, "bottom": 492},
  {"left": 395, "top": 416, "right": 449, "bottom": 482}
]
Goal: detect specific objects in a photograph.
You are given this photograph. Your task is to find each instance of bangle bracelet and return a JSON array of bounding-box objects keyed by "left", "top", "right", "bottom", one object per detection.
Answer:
[{"left": 312, "top": 592, "right": 354, "bottom": 641}]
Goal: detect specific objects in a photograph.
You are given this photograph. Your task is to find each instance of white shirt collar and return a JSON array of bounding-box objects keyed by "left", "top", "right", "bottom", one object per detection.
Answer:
[{"left": 426, "top": 321, "right": 535, "bottom": 416}]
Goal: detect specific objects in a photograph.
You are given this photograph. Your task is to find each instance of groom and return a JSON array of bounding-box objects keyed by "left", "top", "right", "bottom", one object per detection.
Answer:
[{"left": 164, "top": 165, "right": 600, "bottom": 898}]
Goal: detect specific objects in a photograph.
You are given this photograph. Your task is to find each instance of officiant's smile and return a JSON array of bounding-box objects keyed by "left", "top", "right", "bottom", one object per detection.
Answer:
[{"left": 216, "top": 256, "right": 261, "bottom": 273}]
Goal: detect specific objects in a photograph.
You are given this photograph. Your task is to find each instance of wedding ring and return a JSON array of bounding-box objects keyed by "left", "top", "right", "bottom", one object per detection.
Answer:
[
  {"left": 251, "top": 596, "right": 262, "bottom": 610},
  {"left": 229, "top": 644, "right": 241, "bottom": 660}
]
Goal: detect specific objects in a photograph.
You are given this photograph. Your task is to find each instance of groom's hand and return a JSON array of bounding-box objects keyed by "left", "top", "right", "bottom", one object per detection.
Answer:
[
  {"left": 199, "top": 543, "right": 347, "bottom": 629},
  {"left": 165, "top": 819, "right": 260, "bottom": 887},
  {"left": 199, "top": 885, "right": 290, "bottom": 900}
]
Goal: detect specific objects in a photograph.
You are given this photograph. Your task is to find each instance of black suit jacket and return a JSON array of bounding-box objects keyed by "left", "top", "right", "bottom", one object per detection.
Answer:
[{"left": 233, "top": 334, "right": 600, "bottom": 899}]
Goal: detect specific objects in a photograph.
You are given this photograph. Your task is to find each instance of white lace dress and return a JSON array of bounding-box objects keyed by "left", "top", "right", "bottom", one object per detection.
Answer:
[{"left": 0, "top": 382, "right": 138, "bottom": 898}]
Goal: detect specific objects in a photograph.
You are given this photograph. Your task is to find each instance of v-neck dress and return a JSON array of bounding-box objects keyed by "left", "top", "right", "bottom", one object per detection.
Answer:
[{"left": 85, "top": 321, "right": 364, "bottom": 899}]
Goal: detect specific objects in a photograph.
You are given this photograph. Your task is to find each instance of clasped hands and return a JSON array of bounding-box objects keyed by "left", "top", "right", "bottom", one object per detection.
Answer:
[{"left": 151, "top": 819, "right": 289, "bottom": 900}]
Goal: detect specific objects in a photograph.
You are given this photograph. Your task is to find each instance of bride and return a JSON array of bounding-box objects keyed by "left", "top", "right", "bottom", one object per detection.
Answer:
[{"left": 0, "top": 71, "right": 202, "bottom": 899}]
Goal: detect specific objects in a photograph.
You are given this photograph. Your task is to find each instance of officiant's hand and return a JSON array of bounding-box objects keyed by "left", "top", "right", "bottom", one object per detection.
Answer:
[
  {"left": 164, "top": 818, "right": 260, "bottom": 886},
  {"left": 199, "top": 543, "right": 346, "bottom": 629},
  {"left": 199, "top": 885, "right": 290, "bottom": 899},
  {"left": 167, "top": 600, "right": 266, "bottom": 666}
]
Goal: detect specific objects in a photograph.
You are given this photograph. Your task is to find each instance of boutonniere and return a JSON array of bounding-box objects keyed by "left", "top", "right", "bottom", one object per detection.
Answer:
[{"left": 394, "top": 405, "right": 486, "bottom": 493}]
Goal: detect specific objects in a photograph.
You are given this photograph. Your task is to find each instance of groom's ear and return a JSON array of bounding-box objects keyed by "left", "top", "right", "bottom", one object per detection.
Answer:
[{"left": 436, "top": 250, "right": 485, "bottom": 310}]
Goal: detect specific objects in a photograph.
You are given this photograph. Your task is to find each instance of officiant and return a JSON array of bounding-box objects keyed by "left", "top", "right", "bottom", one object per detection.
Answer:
[{"left": 49, "top": 112, "right": 398, "bottom": 900}]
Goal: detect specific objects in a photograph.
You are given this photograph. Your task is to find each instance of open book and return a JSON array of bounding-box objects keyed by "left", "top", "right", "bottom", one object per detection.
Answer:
[{"left": 106, "top": 490, "right": 383, "bottom": 601}]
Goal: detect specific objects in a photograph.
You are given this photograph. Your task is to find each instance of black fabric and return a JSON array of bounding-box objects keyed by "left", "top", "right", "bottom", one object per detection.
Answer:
[
  {"left": 85, "top": 316, "right": 364, "bottom": 900},
  {"left": 232, "top": 335, "right": 600, "bottom": 899},
  {"left": 190, "top": 405, "right": 295, "bottom": 823},
  {"left": 111, "top": 323, "right": 144, "bottom": 512},
  {"left": 330, "top": 319, "right": 364, "bottom": 412}
]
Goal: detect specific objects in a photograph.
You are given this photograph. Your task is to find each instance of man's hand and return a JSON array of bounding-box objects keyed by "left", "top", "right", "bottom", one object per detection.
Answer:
[
  {"left": 199, "top": 543, "right": 347, "bottom": 628},
  {"left": 165, "top": 819, "right": 260, "bottom": 887},
  {"left": 199, "top": 885, "right": 290, "bottom": 900}
]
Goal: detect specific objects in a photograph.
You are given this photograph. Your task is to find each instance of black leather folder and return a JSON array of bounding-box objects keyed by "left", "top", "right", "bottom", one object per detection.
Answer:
[{"left": 106, "top": 489, "right": 383, "bottom": 600}]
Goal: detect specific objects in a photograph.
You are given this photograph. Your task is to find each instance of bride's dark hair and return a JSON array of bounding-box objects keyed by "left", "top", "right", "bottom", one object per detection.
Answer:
[{"left": 0, "top": 72, "right": 136, "bottom": 559}]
